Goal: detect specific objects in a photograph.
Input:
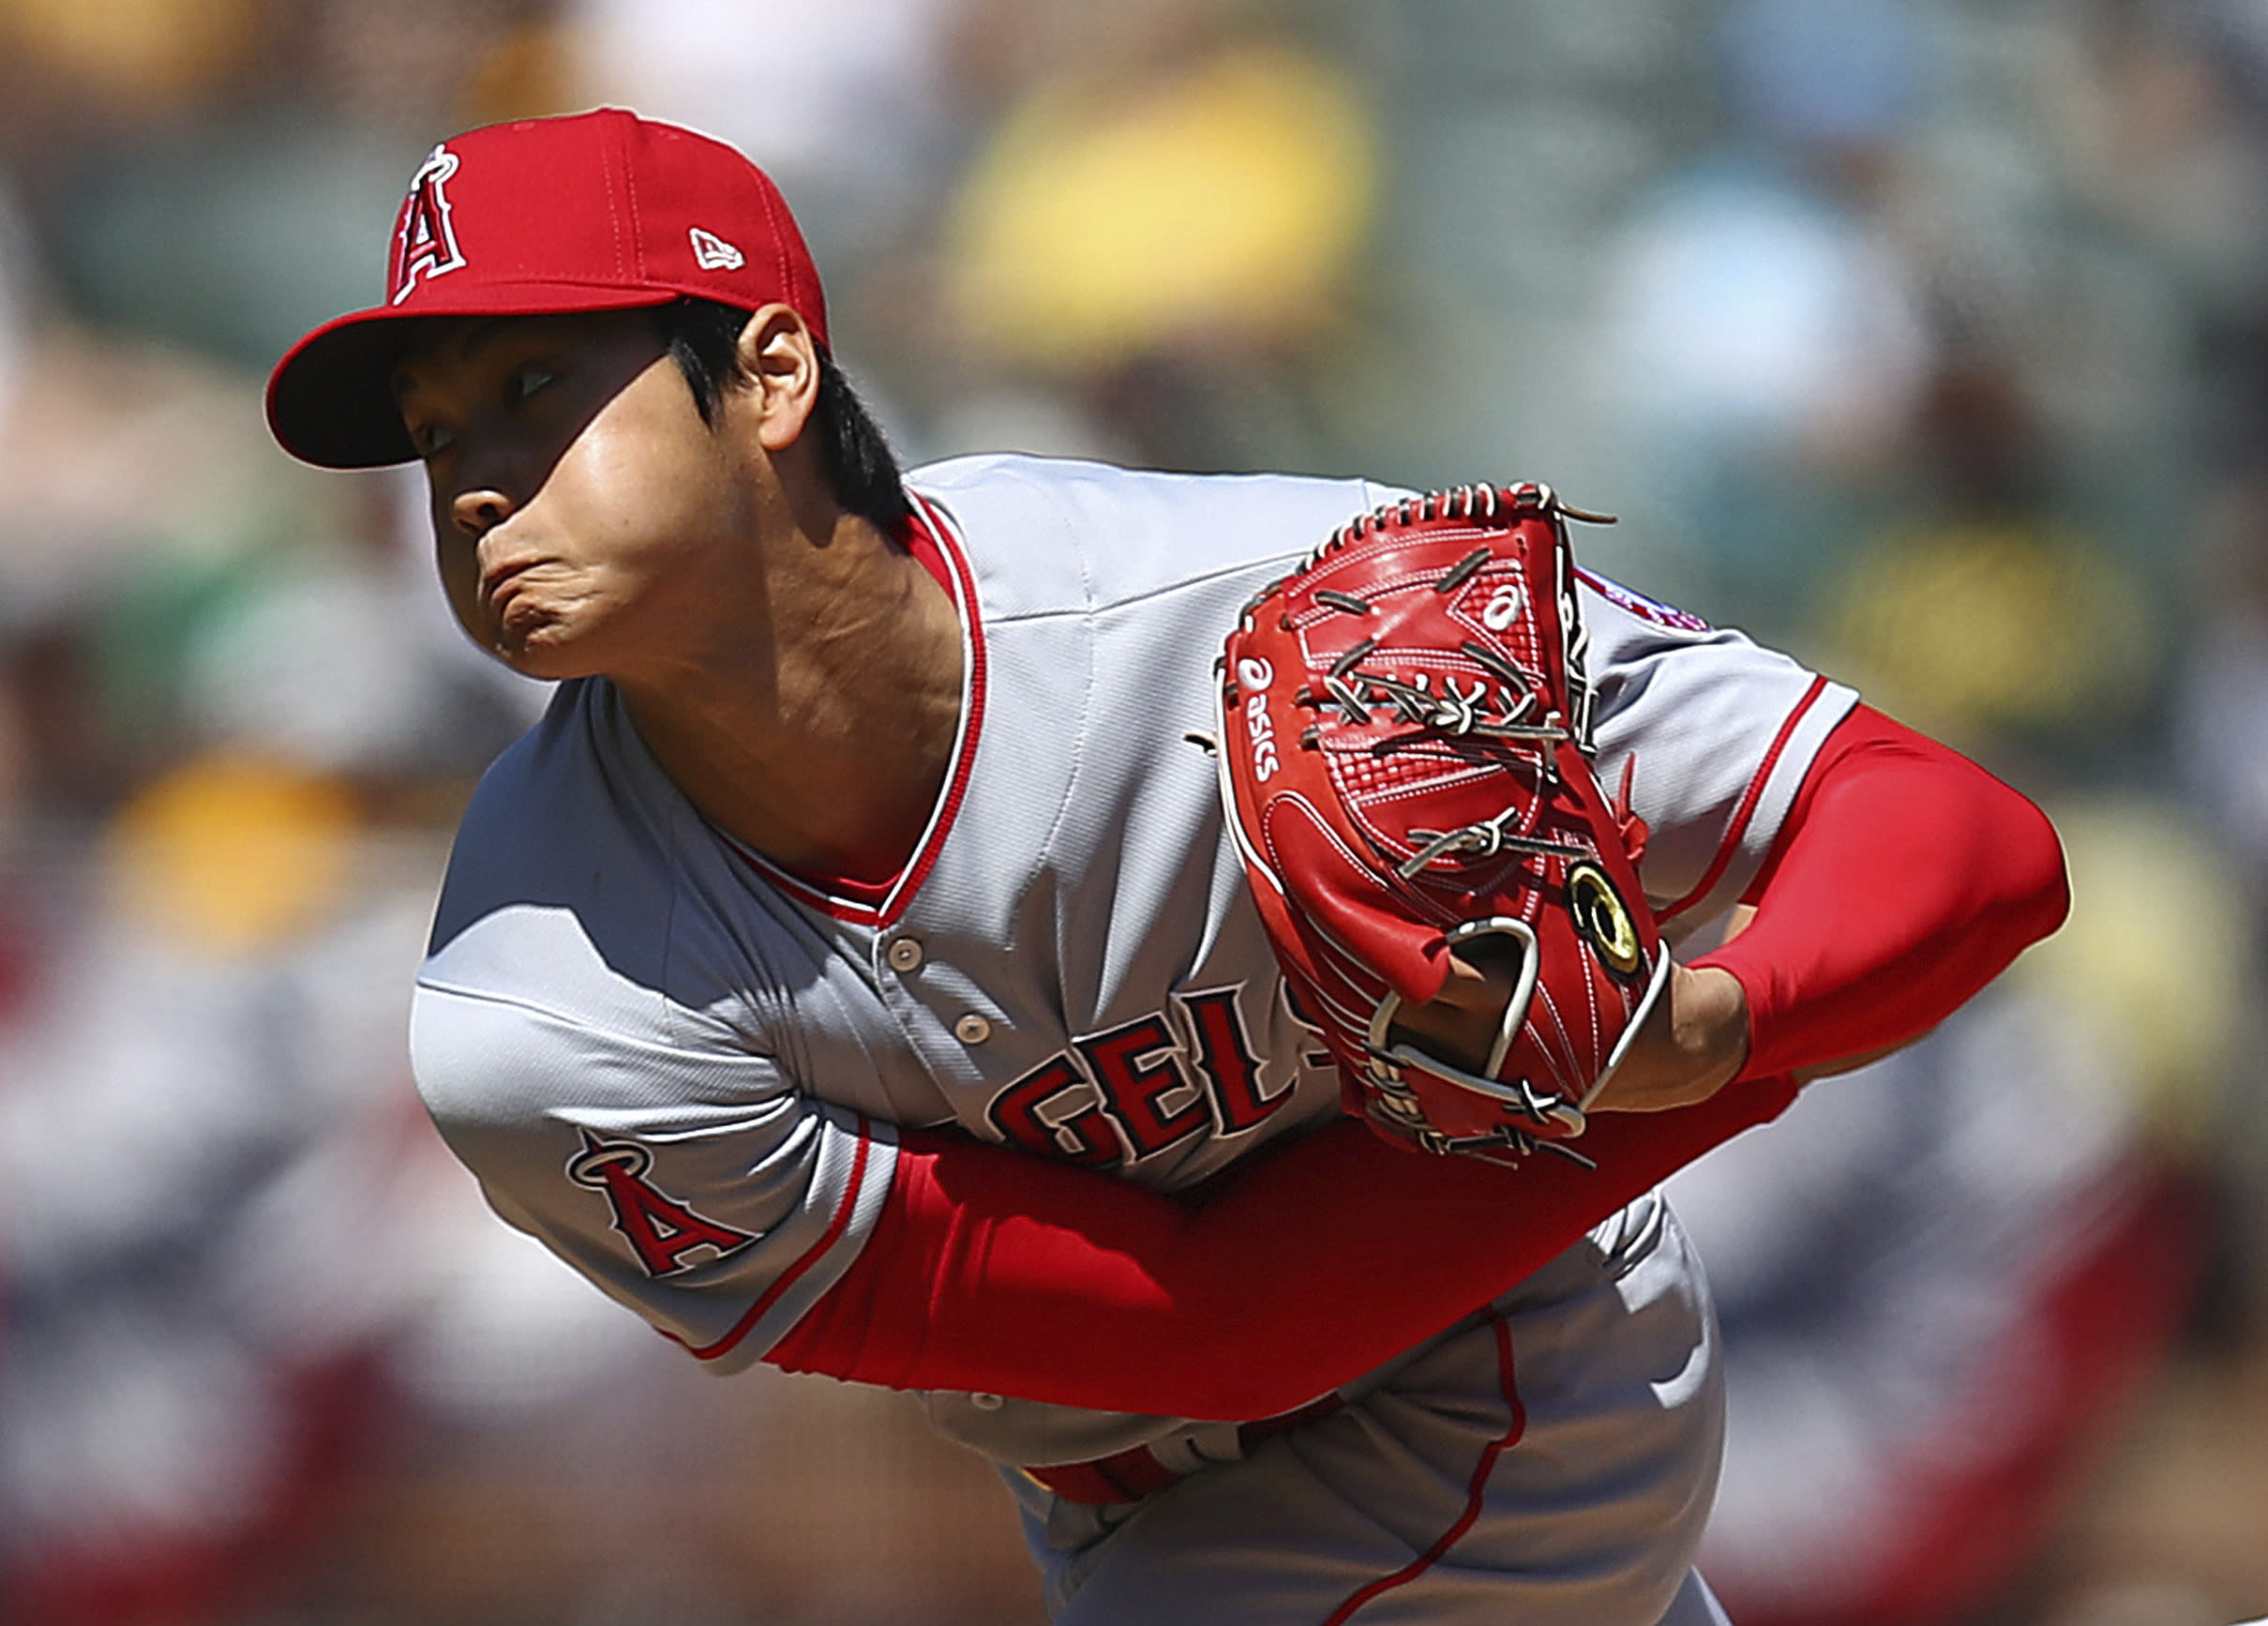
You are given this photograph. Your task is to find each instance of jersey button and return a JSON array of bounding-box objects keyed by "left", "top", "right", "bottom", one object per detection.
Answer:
[
  {"left": 954, "top": 1013, "right": 993, "bottom": 1045},
  {"left": 886, "top": 937, "right": 924, "bottom": 971},
  {"left": 971, "top": 1393, "right": 1004, "bottom": 1410}
]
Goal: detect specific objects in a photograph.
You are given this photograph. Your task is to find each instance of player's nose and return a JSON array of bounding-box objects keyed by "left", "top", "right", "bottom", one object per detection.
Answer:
[{"left": 451, "top": 485, "right": 515, "bottom": 539}]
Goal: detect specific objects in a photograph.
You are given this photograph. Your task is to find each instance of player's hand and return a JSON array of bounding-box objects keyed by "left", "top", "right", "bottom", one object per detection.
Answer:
[{"left": 1397, "top": 956, "right": 1750, "bottom": 1116}]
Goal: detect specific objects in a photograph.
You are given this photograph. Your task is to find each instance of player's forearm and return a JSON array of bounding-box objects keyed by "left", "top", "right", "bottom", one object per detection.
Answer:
[
  {"left": 1690, "top": 704, "right": 2069, "bottom": 1082},
  {"left": 766, "top": 1078, "right": 1796, "bottom": 1419}
]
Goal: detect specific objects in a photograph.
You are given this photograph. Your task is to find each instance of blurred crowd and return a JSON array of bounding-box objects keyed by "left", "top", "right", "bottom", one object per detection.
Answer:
[{"left": 1, "top": 1, "right": 2266, "bottom": 1622}]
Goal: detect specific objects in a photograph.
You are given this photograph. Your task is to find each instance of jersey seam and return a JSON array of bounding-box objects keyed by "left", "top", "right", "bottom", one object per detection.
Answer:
[
  {"left": 973, "top": 550, "right": 1306, "bottom": 624},
  {"left": 900, "top": 482, "right": 1100, "bottom": 989},
  {"left": 1022, "top": 502, "right": 1099, "bottom": 975},
  {"left": 415, "top": 975, "right": 770, "bottom": 1063}
]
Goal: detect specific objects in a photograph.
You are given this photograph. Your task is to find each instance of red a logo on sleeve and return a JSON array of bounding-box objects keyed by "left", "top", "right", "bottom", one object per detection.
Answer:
[{"left": 567, "top": 1128, "right": 756, "bottom": 1277}]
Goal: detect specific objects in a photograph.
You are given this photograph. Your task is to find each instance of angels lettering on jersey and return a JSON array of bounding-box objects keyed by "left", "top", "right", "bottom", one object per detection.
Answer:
[{"left": 984, "top": 982, "right": 1316, "bottom": 1166}]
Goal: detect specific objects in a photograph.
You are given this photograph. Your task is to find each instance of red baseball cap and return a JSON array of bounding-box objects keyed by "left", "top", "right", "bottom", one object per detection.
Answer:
[{"left": 266, "top": 107, "right": 829, "bottom": 469}]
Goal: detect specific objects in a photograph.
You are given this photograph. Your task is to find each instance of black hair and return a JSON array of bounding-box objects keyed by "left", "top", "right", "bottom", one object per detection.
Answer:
[{"left": 654, "top": 297, "right": 914, "bottom": 534}]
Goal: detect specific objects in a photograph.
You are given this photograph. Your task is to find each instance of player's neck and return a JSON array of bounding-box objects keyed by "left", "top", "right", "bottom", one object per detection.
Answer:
[{"left": 615, "top": 509, "right": 966, "bottom": 883}]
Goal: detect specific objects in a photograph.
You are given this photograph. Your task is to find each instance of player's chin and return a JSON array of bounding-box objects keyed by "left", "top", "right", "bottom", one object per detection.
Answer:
[{"left": 486, "top": 613, "right": 590, "bottom": 682}]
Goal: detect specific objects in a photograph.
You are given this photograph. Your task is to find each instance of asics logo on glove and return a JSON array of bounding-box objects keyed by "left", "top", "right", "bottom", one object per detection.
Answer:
[{"left": 1238, "top": 656, "right": 1281, "bottom": 781}]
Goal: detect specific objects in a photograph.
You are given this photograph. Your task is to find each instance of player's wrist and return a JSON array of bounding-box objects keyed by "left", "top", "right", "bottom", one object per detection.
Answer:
[
  {"left": 1671, "top": 962, "right": 1750, "bottom": 1091},
  {"left": 1591, "top": 961, "right": 1750, "bottom": 1113}
]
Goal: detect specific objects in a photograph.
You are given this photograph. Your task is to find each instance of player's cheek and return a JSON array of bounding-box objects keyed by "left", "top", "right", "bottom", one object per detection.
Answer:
[{"left": 428, "top": 540, "right": 485, "bottom": 637}]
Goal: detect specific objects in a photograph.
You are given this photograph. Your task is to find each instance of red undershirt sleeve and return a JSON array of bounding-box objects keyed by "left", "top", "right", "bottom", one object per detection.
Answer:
[
  {"left": 768, "top": 1074, "right": 1799, "bottom": 1420},
  {"left": 1690, "top": 702, "right": 2070, "bottom": 1082}
]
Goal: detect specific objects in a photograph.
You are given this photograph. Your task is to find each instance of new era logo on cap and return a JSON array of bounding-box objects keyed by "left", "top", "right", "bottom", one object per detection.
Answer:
[{"left": 689, "top": 228, "right": 745, "bottom": 271}]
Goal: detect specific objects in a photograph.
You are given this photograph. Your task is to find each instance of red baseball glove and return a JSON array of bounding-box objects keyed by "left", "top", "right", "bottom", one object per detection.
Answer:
[{"left": 1217, "top": 484, "right": 1669, "bottom": 1167}]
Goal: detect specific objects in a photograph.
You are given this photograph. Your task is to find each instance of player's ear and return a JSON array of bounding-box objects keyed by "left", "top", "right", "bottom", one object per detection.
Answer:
[{"left": 735, "top": 304, "right": 822, "bottom": 452}]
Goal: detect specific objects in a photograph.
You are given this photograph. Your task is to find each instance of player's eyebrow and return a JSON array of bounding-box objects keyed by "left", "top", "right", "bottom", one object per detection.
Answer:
[{"left": 391, "top": 315, "right": 526, "bottom": 400}]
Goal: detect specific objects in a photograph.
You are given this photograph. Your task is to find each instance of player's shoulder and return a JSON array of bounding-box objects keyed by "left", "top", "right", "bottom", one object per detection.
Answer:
[
  {"left": 906, "top": 449, "right": 1392, "bottom": 545},
  {"left": 446, "top": 678, "right": 636, "bottom": 833},
  {"left": 428, "top": 679, "right": 683, "bottom": 944},
  {"left": 415, "top": 677, "right": 762, "bottom": 1104},
  {"left": 908, "top": 452, "right": 1398, "bottom": 609},
  {"left": 908, "top": 449, "right": 1378, "bottom": 514}
]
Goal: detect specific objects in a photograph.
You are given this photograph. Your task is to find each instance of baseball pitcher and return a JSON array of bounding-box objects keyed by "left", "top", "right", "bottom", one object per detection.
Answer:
[{"left": 264, "top": 110, "right": 2068, "bottom": 1624}]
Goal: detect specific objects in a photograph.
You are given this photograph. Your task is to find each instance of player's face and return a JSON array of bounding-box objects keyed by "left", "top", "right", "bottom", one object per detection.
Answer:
[{"left": 395, "top": 309, "right": 764, "bottom": 682}]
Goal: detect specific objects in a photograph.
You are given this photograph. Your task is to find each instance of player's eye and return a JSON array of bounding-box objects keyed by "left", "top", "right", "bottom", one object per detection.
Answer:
[
  {"left": 507, "top": 363, "right": 556, "bottom": 402},
  {"left": 408, "top": 419, "right": 456, "bottom": 459}
]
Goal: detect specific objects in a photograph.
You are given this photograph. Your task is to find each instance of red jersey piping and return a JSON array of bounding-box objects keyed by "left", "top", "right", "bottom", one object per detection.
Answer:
[{"left": 739, "top": 494, "right": 988, "bottom": 926}]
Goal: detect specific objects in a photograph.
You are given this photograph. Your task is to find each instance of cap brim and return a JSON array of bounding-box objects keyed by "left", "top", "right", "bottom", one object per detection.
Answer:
[{"left": 264, "top": 283, "right": 682, "bottom": 470}]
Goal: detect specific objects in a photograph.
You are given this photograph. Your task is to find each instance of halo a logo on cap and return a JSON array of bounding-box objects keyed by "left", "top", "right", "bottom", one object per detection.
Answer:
[{"left": 391, "top": 146, "right": 467, "bottom": 306}]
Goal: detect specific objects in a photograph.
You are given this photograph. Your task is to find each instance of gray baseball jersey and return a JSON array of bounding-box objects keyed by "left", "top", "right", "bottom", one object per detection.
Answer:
[{"left": 412, "top": 453, "right": 1853, "bottom": 1621}]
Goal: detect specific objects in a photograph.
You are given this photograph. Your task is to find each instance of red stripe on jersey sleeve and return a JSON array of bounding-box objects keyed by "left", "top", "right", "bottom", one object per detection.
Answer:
[
  {"left": 1658, "top": 674, "right": 1830, "bottom": 926},
  {"left": 671, "top": 1119, "right": 877, "bottom": 1363}
]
